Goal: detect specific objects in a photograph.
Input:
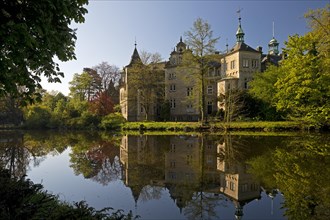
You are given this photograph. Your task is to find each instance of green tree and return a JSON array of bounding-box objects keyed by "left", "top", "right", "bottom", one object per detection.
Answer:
[
  {"left": 249, "top": 5, "right": 330, "bottom": 126},
  {"left": 0, "top": 0, "right": 88, "bottom": 103},
  {"left": 23, "top": 105, "right": 52, "bottom": 128},
  {"left": 183, "top": 18, "right": 220, "bottom": 124},
  {"left": 128, "top": 51, "right": 164, "bottom": 121},
  {"left": 248, "top": 65, "right": 285, "bottom": 120},
  {"left": 275, "top": 32, "right": 330, "bottom": 127},
  {"left": 69, "top": 69, "right": 102, "bottom": 102}
]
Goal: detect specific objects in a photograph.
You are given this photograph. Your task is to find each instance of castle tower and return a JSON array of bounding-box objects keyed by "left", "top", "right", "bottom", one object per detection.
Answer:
[
  {"left": 128, "top": 42, "right": 142, "bottom": 66},
  {"left": 236, "top": 10, "right": 245, "bottom": 43},
  {"left": 268, "top": 22, "right": 279, "bottom": 55}
]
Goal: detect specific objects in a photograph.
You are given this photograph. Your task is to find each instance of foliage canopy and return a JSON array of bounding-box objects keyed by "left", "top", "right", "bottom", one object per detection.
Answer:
[{"left": 0, "top": 0, "right": 88, "bottom": 103}]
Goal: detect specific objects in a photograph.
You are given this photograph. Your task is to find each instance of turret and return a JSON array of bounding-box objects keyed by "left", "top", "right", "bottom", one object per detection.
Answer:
[
  {"left": 268, "top": 22, "right": 279, "bottom": 55},
  {"left": 236, "top": 9, "right": 245, "bottom": 43}
]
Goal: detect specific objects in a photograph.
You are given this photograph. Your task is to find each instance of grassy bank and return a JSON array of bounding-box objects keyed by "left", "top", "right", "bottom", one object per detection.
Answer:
[{"left": 122, "top": 121, "right": 309, "bottom": 132}]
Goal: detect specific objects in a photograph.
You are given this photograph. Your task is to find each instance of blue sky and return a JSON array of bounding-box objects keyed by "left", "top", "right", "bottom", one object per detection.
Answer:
[{"left": 41, "top": 0, "right": 328, "bottom": 95}]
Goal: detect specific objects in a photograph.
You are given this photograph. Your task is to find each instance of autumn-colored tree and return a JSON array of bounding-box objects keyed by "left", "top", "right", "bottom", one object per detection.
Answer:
[{"left": 88, "top": 91, "right": 114, "bottom": 117}]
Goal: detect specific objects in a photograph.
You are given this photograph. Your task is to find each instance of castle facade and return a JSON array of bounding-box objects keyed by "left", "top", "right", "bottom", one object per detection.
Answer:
[{"left": 120, "top": 17, "right": 281, "bottom": 122}]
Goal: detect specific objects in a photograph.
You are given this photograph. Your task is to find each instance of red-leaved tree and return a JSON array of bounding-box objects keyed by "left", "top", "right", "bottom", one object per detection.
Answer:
[{"left": 89, "top": 91, "right": 114, "bottom": 116}]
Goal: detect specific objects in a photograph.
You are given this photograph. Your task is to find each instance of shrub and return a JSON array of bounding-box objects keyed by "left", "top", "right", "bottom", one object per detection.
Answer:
[
  {"left": 100, "top": 113, "right": 126, "bottom": 130},
  {"left": 23, "top": 105, "right": 52, "bottom": 128}
]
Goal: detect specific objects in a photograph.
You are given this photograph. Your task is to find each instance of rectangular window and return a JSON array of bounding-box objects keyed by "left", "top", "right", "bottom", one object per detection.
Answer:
[
  {"left": 252, "top": 59, "right": 258, "bottom": 68},
  {"left": 170, "top": 161, "right": 176, "bottom": 168},
  {"left": 170, "top": 99, "right": 176, "bottom": 108},
  {"left": 207, "top": 101, "right": 213, "bottom": 114},
  {"left": 207, "top": 85, "right": 213, "bottom": 95},
  {"left": 244, "top": 78, "right": 248, "bottom": 89},
  {"left": 170, "top": 84, "right": 176, "bottom": 92},
  {"left": 169, "top": 73, "right": 176, "bottom": 79},
  {"left": 208, "top": 68, "right": 214, "bottom": 77},
  {"left": 230, "top": 60, "right": 236, "bottom": 69},
  {"left": 170, "top": 143, "right": 176, "bottom": 152},
  {"left": 186, "top": 155, "right": 192, "bottom": 165},
  {"left": 230, "top": 182, "right": 236, "bottom": 191},
  {"left": 243, "top": 59, "right": 249, "bottom": 67},
  {"left": 169, "top": 172, "right": 176, "bottom": 179},
  {"left": 187, "top": 87, "right": 193, "bottom": 96},
  {"left": 241, "top": 183, "right": 248, "bottom": 192},
  {"left": 207, "top": 155, "right": 213, "bottom": 164}
]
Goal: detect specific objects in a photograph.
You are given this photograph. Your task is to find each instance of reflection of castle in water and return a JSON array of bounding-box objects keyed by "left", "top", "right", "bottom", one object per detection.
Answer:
[{"left": 120, "top": 135, "right": 261, "bottom": 219}]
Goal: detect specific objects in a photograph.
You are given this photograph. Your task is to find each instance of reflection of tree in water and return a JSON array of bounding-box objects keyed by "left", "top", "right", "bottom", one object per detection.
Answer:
[
  {"left": 91, "top": 156, "right": 122, "bottom": 185},
  {"left": 139, "top": 185, "right": 162, "bottom": 202},
  {"left": 184, "top": 191, "right": 223, "bottom": 220},
  {"left": 182, "top": 136, "right": 223, "bottom": 220},
  {"left": 70, "top": 140, "right": 122, "bottom": 185},
  {"left": 0, "top": 131, "right": 30, "bottom": 177},
  {"left": 248, "top": 134, "right": 330, "bottom": 220}
]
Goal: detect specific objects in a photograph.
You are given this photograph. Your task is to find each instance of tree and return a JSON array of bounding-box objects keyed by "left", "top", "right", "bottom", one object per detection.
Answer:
[
  {"left": 69, "top": 69, "right": 102, "bottom": 101},
  {"left": 248, "top": 65, "right": 285, "bottom": 120},
  {"left": 93, "top": 62, "right": 121, "bottom": 91},
  {"left": 248, "top": 5, "right": 330, "bottom": 126},
  {"left": 0, "top": 95, "right": 23, "bottom": 125},
  {"left": 88, "top": 91, "right": 114, "bottom": 117},
  {"left": 129, "top": 51, "right": 164, "bottom": 121},
  {"left": 274, "top": 32, "right": 330, "bottom": 126},
  {"left": 0, "top": 0, "right": 88, "bottom": 103},
  {"left": 140, "top": 51, "right": 163, "bottom": 65},
  {"left": 222, "top": 89, "right": 246, "bottom": 123},
  {"left": 184, "top": 18, "right": 220, "bottom": 124}
]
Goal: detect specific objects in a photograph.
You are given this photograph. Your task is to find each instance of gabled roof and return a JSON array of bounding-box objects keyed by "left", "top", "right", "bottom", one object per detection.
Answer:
[{"left": 229, "top": 42, "right": 260, "bottom": 54}]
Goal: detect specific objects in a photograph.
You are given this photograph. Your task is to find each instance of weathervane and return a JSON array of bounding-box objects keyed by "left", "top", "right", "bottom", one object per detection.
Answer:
[{"left": 237, "top": 7, "right": 243, "bottom": 20}]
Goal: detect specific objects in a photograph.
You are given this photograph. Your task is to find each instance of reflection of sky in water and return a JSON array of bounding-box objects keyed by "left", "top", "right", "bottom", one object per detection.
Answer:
[{"left": 27, "top": 146, "right": 286, "bottom": 219}]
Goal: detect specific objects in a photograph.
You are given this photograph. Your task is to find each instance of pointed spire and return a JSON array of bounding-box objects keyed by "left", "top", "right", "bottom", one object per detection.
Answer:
[
  {"left": 128, "top": 40, "right": 142, "bottom": 66},
  {"left": 180, "top": 36, "right": 183, "bottom": 42},
  {"left": 236, "top": 8, "right": 245, "bottom": 43}
]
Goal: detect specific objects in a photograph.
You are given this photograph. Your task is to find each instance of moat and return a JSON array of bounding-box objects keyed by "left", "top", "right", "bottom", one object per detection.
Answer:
[{"left": 1, "top": 131, "right": 329, "bottom": 219}]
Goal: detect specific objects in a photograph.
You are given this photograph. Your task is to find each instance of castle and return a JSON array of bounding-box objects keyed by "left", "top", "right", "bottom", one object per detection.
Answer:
[{"left": 119, "top": 16, "right": 281, "bottom": 122}]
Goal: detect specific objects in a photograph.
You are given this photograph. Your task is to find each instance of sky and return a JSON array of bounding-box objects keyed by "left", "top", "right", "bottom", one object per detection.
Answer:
[{"left": 41, "top": 0, "right": 329, "bottom": 95}]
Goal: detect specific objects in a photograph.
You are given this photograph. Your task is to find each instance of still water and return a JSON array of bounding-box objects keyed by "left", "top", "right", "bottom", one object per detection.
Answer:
[{"left": 1, "top": 131, "right": 329, "bottom": 219}]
